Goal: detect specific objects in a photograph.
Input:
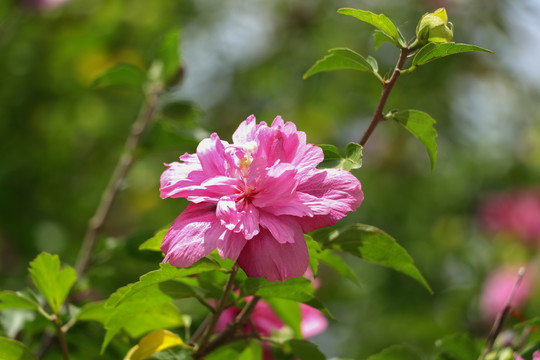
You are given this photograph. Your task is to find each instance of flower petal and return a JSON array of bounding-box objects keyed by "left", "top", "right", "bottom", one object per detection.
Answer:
[
  {"left": 259, "top": 211, "right": 303, "bottom": 244},
  {"left": 300, "top": 304, "right": 327, "bottom": 338},
  {"left": 237, "top": 228, "right": 309, "bottom": 282},
  {"left": 161, "top": 203, "right": 223, "bottom": 267},
  {"left": 296, "top": 169, "right": 364, "bottom": 232},
  {"left": 217, "top": 230, "right": 249, "bottom": 262},
  {"left": 232, "top": 114, "right": 258, "bottom": 145},
  {"left": 196, "top": 133, "right": 229, "bottom": 177},
  {"left": 160, "top": 160, "right": 206, "bottom": 199}
]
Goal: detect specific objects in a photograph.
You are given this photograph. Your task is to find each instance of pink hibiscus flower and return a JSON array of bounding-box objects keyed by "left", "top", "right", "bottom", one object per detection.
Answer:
[
  {"left": 160, "top": 115, "right": 363, "bottom": 281},
  {"left": 515, "top": 350, "right": 540, "bottom": 360}
]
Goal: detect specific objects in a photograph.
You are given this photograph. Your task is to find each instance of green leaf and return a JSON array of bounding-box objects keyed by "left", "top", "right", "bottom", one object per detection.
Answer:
[
  {"left": 337, "top": 8, "right": 405, "bottom": 48},
  {"left": 367, "top": 344, "right": 421, "bottom": 360},
  {"left": 102, "top": 261, "right": 219, "bottom": 352},
  {"left": 0, "top": 337, "right": 38, "bottom": 360},
  {"left": 318, "top": 250, "right": 360, "bottom": 285},
  {"left": 303, "top": 48, "right": 377, "bottom": 80},
  {"left": 238, "top": 341, "right": 263, "bottom": 360},
  {"left": 155, "top": 28, "right": 181, "bottom": 84},
  {"left": 241, "top": 278, "right": 332, "bottom": 318},
  {"left": 373, "top": 30, "right": 396, "bottom": 50},
  {"left": 514, "top": 316, "right": 540, "bottom": 330},
  {"left": 28, "top": 252, "right": 77, "bottom": 315},
  {"left": 305, "top": 235, "right": 321, "bottom": 276},
  {"left": 77, "top": 300, "right": 112, "bottom": 324},
  {"left": 266, "top": 298, "right": 302, "bottom": 338},
  {"left": 139, "top": 229, "right": 168, "bottom": 252},
  {"left": 324, "top": 224, "right": 432, "bottom": 293},
  {"left": 0, "top": 291, "right": 39, "bottom": 311},
  {"left": 286, "top": 339, "right": 326, "bottom": 360},
  {"left": 124, "top": 302, "right": 184, "bottom": 338},
  {"left": 388, "top": 110, "right": 438, "bottom": 170},
  {"left": 342, "top": 142, "right": 363, "bottom": 171},
  {"left": 412, "top": 42, "right": 493, "bottom": 67},
  {"left": 434, "top": 333, "right": 480, "bottom": 360},
  {"left": 92, "top": 63, "right": 146, "bottom": 89}
]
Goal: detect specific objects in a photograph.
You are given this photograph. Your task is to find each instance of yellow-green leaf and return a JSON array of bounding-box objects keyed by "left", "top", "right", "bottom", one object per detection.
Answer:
[
  {"left": 0, "top": 337, "right": 38, "bottom": 360},
  {"left": 124, "top": 329, "right": 187, "bottom": 360}
]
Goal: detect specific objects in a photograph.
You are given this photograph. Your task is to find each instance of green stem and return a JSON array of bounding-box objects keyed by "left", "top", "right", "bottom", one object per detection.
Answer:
[
  {"left": 51, "top": 315, "right": 70, "bottom": 360},
  {"left": 359, "top": 47, "right": 410, "bottom": 147}
]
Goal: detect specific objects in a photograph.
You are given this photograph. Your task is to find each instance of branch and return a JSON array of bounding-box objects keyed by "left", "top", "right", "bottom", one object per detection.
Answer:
[
  {"left": 51, "top": 315, "right": 70, "bottom": 360},
  {"left": 359, "top": 47, "right": 410, "bottom": 147},
  {"left": 74, "top": 83, "right": 162, "bottom": 277}
]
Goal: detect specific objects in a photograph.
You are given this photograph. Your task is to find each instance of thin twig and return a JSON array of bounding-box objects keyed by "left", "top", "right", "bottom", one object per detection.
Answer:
[
  {"left": 51, "top": 315, "right": 70, "bottom": 360},
  {"left": 74, "top": 83, "right": 162, "bottom": 277},
  {"left": 359, "top": 47, "right": 410, "bottom": 147},
  {"left": 479, "top": 267, "right": 526, "bottom": 360}
]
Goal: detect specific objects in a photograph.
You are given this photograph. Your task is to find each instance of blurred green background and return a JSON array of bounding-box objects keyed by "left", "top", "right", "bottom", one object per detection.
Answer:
[{"left": 1, "top": 0, "right": 540, "bottom": 358}]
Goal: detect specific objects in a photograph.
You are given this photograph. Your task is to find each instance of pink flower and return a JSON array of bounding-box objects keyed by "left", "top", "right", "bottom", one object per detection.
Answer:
[
  {"left": 515, "top": 351, "right": 540, "bottom": 360},
  {"left": 478, "top": 189, "right": 540, "bottom": 246},
  {"left": 22, "top": 0, "right": 69, "bottom": 11},
  {"left": 480, "top": 265, "right": 534, "bottom": 321},
  {"left": 160, "top": 115, "right": 363, "bottom": 281}
]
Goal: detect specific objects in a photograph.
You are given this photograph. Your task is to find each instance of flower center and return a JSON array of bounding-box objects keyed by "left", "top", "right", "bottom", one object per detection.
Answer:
[{"left": 239, "top": 141, "right": 258, "bottom": 177}]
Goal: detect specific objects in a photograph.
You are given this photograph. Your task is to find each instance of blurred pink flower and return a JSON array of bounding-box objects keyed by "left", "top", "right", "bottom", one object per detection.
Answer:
[
  {"left": 480, "top": 265, "right": 534, "bottom": 321},
  {"left": 478, "top": 189, "right": 540, "bottom": 245},
  {"left": 514, "top": 350, "right": 540, "bottom": 360},
  {"left": 160, "top": 115, "right": 363, "bottom": 281},
  {"left": 22, "top": 0, "right": 69, "bottom": 11}
]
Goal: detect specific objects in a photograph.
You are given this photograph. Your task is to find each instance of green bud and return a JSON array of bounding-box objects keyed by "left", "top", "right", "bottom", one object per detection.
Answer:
[{"left": 412, "top": 8, "right": 454, "bottom": 49}]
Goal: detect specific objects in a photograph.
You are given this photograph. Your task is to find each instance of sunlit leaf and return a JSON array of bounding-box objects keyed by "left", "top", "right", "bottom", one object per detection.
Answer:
[
  {"left": 139, "top": 229, "right": 168, "bottom": 252},
  {"left": 28, "top": 252, "right": 76, "bottom": 315},
  {"left": 304, "top": 48, "right": 377, "bottom": 80},
  {"left": 318, "top": 143, "right": 363, "bottom": 170},
  {"left": 124, "top": 329, "right": 188, "bottom": 360},
  {"left": 305, "top": 235, "right": 321, "bottom": 276},
  {"left": 324, "top": 224, "right": 432, "bottom": 293},
  {"left": 0, "top": 291, "right": 39, "bottom": 311},
  {"left": 238, "top": 341, "right": 263, "bottom": 360},
  {"left": 92, "top": 63, "right": 146, "bottom": 89},
  {"left": 367, "top": 344, "right": 421, "bottom": 360},
  {"left": 388, "top": 110, "right": 438, "bottom": 170},
  {"left": 286, "top": 339, "right": 326, "bottom": 360},
  {"left": 337, "top": 8, "right": 405, "bottom": 47},
  {"left": 0, "top": 337, "right": 37, "bottom": 360},
  {"left": 412, "top": 42, "right": 493, "bottom": 67}
]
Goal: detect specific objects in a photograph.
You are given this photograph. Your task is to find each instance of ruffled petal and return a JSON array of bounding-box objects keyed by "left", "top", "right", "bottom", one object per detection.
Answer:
[
  {"left": 217, "top": 230, "right": 249, "bottom": 261},
  {"left": 259, "top": 211, "right": 303, "bottom": 244},
  {"left": 161, "top": 203, "right": 223, "bottom": 267},
  {"left": 196, "top": 133, "right": 229, "bottom": 177},
  {"left": 232, "top": 114, "right": 258, "bottom": 145},
  {"left": 160, "top": 160, "right": 206, "bottom": 199},
  {"left": 249, "top": 162, "right": 298, "bottom": 208},
  {"left": 237, "top": 228, "right": 309, "bottom": 282},
  {"left": 296, "top": 168, "right": 363, "bottom": 232}
]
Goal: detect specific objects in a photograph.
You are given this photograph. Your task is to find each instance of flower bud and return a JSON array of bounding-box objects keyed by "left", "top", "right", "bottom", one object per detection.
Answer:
[{"left": 412, "top": 8, "right": 454, "bottom": 49}]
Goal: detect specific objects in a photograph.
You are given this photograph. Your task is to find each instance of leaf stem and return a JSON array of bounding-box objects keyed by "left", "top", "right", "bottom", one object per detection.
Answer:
[
  {"left": 74, "top": 83, "right": 162, "bottom": 277},
  {"left": 359, "top": 47, "right": 409, "bottom": 147},
  {"left": 51, "top": 315, "right": 70, "bottom": 360}
]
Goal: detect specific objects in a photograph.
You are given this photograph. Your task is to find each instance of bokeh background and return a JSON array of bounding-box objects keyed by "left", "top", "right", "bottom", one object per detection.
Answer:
[{"left": 1, "top": 0, "right": 540, "bottom": 358}]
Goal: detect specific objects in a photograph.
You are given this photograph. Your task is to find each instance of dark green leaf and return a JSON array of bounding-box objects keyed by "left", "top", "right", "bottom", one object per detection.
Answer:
[
  {"left": 367, "top": 344, "right": 421, "bottom": 360},
  {"left": 318, "top": 250, "right": 359, "bottom": 285},
  {"left": 434, "top": 333, "right": 480, "bottom": 360},
  {"left": 388, "top": 110, "right": 438, "bottom": 170},
  {"left": 514, "top": 316, "right": 540, "bottom": 330},
  {"left": 0, "top": 291, "right": 39, "bottom": 311},
  {"left": 412, "top": 42, "right": 493, "bottom": 67},
  {"left": 304, "top": 48, "right": 376, "bottom": 80},
  {"left": 155, "top": 28, "right": 181, "bottom": 84},
  {"left": 139, "top": 229, "right": 168, "bottom": 252},
  {"left": 324, "top": 224, "right": 432, "bottom": 293},
  {"left": 92, "top": 63, "right": 146, "bottom": 89},
  {"left": 337, "top": 8, "right": 405, "bottom": 47},
  {"left": 147, "top": 346, "right": 194, "bottom": 360},
  {"left": 305, "top": 235, "right": 321, "bottom": 276},
  {"left": 0, "top": 337, "right": 38, "bottom": 360},
  {"left": 28, "top": 252, "right": 76, "bottom": 315},
  {"left": 286, "top": 339, "right": 326, "bottom": 360},
  {"left": 266, "top": 298, "right": 302, "bottom": 338}
]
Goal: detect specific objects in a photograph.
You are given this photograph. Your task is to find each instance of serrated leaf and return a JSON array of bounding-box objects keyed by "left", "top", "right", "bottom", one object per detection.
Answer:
[
  {"left": 28, "top": 252, "right": 76, "bottom": 315},
  {"left": 92, "top": 63, "right": 146, "bottom": 89},
  {"left": 435, "top": 333, "right": 480, "bottom": 360},
  {"left": 367, "top": 344, "right": 421, "bottom": 360},
  {"left": 412, "top": 42, "right": 493, "bottom": 67},
  {"left": 266, "top": 298, "right": 302, "bottom": 339},
  {"left": 102, "top": 261, "right": 219, "bottom": 352},
  {"left": 139, "top": 229, "right": 168, "bottom": 252},
  {"left": 373, "top": 30, "right": 395, "bottom": 50},
  {"left": 155, "top": 28, "right": 181, "bottom": 84},
  {"left": 304, "top": 48, "right": 376, "bottom": 80},
  {"left": 124, "top": 329, "right": 188, "bottom": 360},
  {"left": 286, "top": 339, "right": 326, "bottom": 360},
  {"left": 0, "top": 291, "right": 39, "bottom": 311},
  {"left": 324, "top": 224, "right": 432, "bottom": 293},
  {"left": 305, "top": 235, "right": 321, "bottom": 276},
  {"left": 338, "top": 8, "right": 405, "bottom": 47},
  {"left": 0, "top": 337, "right": 38, "bottom": 360},
  {"left": 388, "top": 110, "right": 438, "bottom": 170},
  {"left": 318, "top": 250, "right": 360, "bottom": 285},
  {"left": 241, "top": 278, "right": 332, "bottom": 319}
]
